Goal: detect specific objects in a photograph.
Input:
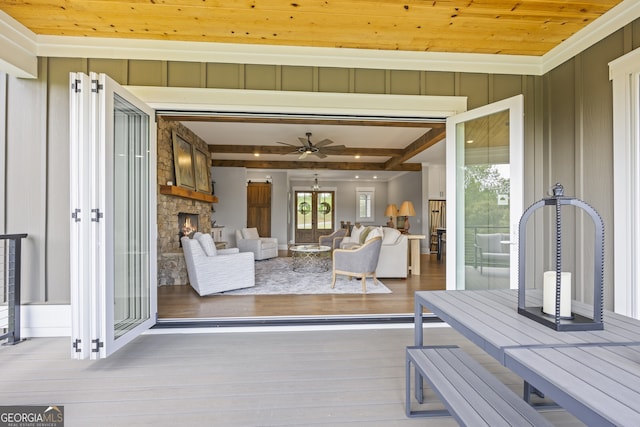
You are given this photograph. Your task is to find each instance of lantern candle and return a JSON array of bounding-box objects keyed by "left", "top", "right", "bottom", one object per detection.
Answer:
[{"left": 542, "top": 271, "right": 572, "bottom": 317}]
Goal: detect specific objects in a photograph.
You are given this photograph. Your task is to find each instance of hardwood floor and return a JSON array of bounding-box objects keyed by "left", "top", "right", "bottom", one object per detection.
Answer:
[{"left": 158, "top": 254, "right": 445, "bottom": 319}]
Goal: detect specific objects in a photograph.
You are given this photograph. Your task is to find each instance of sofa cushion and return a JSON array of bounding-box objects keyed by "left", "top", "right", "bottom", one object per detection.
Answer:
[
  {"left": 382, "top": 227, "right": 401, "bottom": 245},
  {"left": 242, "top": 227, "right": 260, "bottom": 239},
  {"left": 194, "top": 232, "right": 217, "bottom": 256}
]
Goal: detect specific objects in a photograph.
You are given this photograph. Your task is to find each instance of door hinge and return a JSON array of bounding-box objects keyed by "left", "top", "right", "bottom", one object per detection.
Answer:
[
  {"left": 72, "top": 338, "right": 82, "bottom": 353},
  {"left": 71, "top": 208, "right": 81, "bottom": 222},
  {"left": 91, "top": 80, "right": 104, "bottom": 93},
  {"left": 91, "top": 338, "right": 104, "bottom": 353},
  {"left": 71, "top": 79, "right": 81, "bottom": 93},
  {"left": 91, "top": 208, "right": 104, "bottom": 222}
]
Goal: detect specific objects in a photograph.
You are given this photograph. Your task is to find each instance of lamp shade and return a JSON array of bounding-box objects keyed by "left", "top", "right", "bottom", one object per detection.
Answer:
[
  {"left": 398, "top": 201, "right": 416, "bottom": 217},
  {"left": 384, "top": 204, "right": 399, "bottom": 217}
]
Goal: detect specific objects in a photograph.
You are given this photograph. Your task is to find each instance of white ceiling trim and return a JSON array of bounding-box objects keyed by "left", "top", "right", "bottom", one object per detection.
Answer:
[
  {"left": 127, "top": 86, "right": 468, "bottom": 118},
  {"left": 0, "top": 0, "right": 638, "bottom": 79},
  {"left": 0, "top": 10, "right": 37, "bottom": 78}
]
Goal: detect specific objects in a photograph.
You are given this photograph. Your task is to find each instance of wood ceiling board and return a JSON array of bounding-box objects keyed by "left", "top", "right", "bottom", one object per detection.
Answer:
[{"left": 0, "top": 0, "right": 623, "bottom": 56}]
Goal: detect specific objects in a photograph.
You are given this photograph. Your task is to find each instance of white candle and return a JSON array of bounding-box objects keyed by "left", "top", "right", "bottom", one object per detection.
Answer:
[{"left": 542, "top": 271, "right": 572, "bottom": 317}]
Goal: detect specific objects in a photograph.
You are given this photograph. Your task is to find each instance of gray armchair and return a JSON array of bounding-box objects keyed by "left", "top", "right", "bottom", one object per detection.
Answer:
[
  {"left": 319, "top": 228, "right": 348, "bottom": 250},
  {"left": 235, "top": 227, "right": 278, "bottom": 260},
  {"left": 331, "top": 236, "right": 383, "bottom": 293}
]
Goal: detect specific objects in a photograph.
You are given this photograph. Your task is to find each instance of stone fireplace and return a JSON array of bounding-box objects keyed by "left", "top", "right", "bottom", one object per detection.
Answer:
[
  {"left": 178, "top": 212, "right": 199, "bottom": 245},
  {"left": 157, "top": 119, "right": 214, "bottom": 286}
]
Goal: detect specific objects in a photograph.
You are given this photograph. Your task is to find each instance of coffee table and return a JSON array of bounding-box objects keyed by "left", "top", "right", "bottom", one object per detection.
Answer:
[{"left": 290, "top": 245, "right": 331, "bottom": 273}]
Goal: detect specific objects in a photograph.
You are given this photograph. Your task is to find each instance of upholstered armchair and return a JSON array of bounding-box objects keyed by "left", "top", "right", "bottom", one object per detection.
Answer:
[
  {"left": 182, "top": 232, "right": 255, "bottom": 296},
  {"left": 235, "top": 227, "right": 278, "bottom": 260},
  {"left": 331, "top": 236, "right": 383, "bottom": 293},
  {"left": 318, "top": 228, "right": 348, "bottom": 250}
]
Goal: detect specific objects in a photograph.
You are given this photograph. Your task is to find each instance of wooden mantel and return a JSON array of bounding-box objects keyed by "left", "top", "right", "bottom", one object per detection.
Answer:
[{"left": 159, "top": 185, "right": 218, "bottom": 203}]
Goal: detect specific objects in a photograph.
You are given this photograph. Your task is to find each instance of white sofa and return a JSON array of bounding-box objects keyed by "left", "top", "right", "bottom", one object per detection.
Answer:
[
  {"left": 340, "top": 225, "right": 408, "bottom": 278},
  {"left": 182, "top": 232, "right": 255, "bottom": 296},
  {"left": 235, "top": 227, "right": 278, "bottom": 260}
]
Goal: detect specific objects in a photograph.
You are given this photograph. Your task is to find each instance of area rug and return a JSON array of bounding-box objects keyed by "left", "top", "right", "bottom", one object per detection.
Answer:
[{"left": 217, "top": 257, "right": 392, "bottom": 295}]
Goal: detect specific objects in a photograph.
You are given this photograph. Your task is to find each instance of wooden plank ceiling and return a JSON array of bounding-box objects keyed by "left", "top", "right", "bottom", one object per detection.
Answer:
[
  {"left": 1, "top": 1, "right": 621, "bottom": 171},
  {"left": 1, "top": 1, "right": 623, "bottom": 56}
]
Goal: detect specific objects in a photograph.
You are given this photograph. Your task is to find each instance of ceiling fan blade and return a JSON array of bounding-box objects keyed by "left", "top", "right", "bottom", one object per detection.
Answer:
[
  {"left": 299, "top": 137, "right": 311, "bottom": 147},
  {"left": 314, "top": 151, "right": 328, "bottom": 159},
  {"left": 299, "top": 151, "right": 309, "bottom": 159},
  {"left": 314, "top": 139, "right": 334, "bottom": 148}
]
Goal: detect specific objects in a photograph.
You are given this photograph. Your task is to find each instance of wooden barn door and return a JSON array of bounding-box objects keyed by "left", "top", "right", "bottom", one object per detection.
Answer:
[{"left": 247, "top": 182, "right": 272, "bottom": 237}]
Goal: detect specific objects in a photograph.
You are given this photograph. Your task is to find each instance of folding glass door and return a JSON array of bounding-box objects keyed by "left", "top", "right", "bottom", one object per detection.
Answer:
[
  {"left": 70, "top": 72, "right": 157, "bottom": 359},
  {"left": 445, "top": 95, "right": 524, "bottom": 290}
]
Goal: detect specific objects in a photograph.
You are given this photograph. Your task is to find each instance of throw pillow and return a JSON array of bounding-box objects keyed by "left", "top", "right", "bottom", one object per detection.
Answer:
[
  {"left": 359, "top": 226, "right": 372, "bottom": 244},
  {"left": 243, "top": 227, "right": 260, "bottom": 240},
  {"left": 350, "top": 225, "right": 364, "bottom": 243},
  {"left": 365, "top": 226, "right": 383, "bottom": 243},
  {"left": 194, "top": 232, "right": 217, "bottom": 256}
]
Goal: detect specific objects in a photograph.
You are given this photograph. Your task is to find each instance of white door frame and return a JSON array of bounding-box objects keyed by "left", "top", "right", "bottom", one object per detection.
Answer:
[{"left": 444, "top": 95, "right": 525, "bottom": 290}]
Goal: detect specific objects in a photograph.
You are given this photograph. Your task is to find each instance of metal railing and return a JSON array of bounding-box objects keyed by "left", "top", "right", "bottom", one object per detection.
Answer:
[{"left": 1, "top": 234, "right": 28, "bottom": 345}]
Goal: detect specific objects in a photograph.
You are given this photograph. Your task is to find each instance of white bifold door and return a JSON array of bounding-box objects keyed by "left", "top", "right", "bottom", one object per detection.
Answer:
[
  {"left": 70, "top": 72, "right": 157, "bottom": 360},
  {"left": 445, "top": 95, "right": 524, "bottom": 291}
]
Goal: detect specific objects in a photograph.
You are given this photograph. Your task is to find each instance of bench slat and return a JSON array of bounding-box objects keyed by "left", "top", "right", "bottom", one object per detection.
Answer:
[{"left": 407, "top": 346, "right": 553, "bottom": 426}]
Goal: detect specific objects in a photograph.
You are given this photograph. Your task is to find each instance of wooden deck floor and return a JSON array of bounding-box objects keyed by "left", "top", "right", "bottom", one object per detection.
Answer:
[
  {"left": 0, "top": 327, "right": 584, "bottom": 426},
  {"left": 159, "top": 254, "right": 446, "bottom": 319}
]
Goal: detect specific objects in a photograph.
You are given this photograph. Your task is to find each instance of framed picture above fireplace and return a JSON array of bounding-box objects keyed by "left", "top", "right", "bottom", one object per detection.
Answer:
[
  {"left": 193, "top": 148, "right": 211, "bottom": 194},
  {"left": 172, "top": 130, "right": 195, "bottom": 190}
]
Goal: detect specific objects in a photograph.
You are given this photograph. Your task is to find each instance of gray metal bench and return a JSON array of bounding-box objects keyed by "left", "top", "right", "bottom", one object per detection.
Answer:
[{"left": 406, "top": 346, "right": 553, "bottom": 426}]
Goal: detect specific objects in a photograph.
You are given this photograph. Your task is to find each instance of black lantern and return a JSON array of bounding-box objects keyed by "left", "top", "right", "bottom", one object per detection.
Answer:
[{"left": 517, "top": 183, "right": 604, "bottom": 331}]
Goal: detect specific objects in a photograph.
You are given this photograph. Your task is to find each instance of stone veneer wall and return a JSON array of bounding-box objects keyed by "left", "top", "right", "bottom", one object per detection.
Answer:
[{"left": 157, "top": 118, "right": 213, "bottom": 286}]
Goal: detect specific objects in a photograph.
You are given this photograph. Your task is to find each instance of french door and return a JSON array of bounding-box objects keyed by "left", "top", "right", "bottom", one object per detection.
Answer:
[
  {"left": 70, "top": 72, "right": 157, "bottom": 359},
  {"left": 295, "top": 191, "right": 335, "bottom": 243},
  {"left": 445, "top": 95, "right": 524, "bottom": 291}
]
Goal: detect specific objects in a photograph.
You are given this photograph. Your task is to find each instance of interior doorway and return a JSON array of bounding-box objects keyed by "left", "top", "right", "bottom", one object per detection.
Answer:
[
  {"left": 294, "top": 191, "right": 335, "bottom": 243},
  {"left": 247, "top": 182, "right": 271, "bottom": 237}
]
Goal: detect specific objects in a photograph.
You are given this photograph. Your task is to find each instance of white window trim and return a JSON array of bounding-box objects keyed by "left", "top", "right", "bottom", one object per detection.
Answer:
[
  {"left": 356, "top": 187, "right": 375, "bottom": 223},
  {"left": 610, "top": 48, "right": 640, "bottom": 317}
]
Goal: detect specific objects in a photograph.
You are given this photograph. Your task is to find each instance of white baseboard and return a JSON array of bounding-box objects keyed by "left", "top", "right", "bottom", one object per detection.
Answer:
[{"left": 19, "top": 304, "right": 71, "bottom": 337}]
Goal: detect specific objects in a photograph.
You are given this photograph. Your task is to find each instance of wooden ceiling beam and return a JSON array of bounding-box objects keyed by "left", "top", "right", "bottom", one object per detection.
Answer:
[
  {"left": 209, "top": 144, "right": 403, "bottom": 157},
  {"left": 162, "top": 114, "right": 445, "bottom": 129},
  {"left": 384, "top": 127, "right": 447, "bottom": 170},
  {"left": 211, "top": 159, "right": 421, "bottom": 171}
]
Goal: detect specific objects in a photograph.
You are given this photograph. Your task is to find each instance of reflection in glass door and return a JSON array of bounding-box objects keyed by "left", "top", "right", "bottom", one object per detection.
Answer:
[
  {"left": 446, "top": 95, "right": 524, "bottom": 291},
  {"left": 295, "top": 191, "right": 334, "bottom": 243}
]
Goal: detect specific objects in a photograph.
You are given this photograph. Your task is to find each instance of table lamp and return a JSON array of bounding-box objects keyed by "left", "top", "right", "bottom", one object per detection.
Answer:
[
  {"left": 384, "top": 204, "right": 398, "bottom": 228},
  {"left": 398, "top": 201, "right": 416, "bottom": 233}
]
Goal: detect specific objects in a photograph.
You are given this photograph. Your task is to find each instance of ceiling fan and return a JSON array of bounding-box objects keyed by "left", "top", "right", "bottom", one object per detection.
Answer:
[{"left": 277, "top": 132, "right": 346, "bottom": 159}]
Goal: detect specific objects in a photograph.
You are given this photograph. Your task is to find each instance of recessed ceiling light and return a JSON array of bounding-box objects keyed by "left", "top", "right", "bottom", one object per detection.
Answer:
[
  {"left": 355, "top": 155, "right": 361, "bottom": 159},
  {"left": 254, "top": 152, "right": 260, "bottom": 157},
  {"left": 373, "top": 176, "right": 378, "bottom": 179},
  {"left": 355, "top": 175, "right": 359, "bottom": 179},
  {"left": 466, "top": 139, "right": 474, "bottom": 144}
]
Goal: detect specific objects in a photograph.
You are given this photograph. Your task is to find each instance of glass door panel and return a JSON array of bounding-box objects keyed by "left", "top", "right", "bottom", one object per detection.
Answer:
[
  {"left": 99, "top": 73, "right": 157, "bottom": 357},
  {"left": 295, "top": 191, "right": 335, "bottom": 243},
  {"left": 446, "top": 95, "right": 524, "bottom": 291}
]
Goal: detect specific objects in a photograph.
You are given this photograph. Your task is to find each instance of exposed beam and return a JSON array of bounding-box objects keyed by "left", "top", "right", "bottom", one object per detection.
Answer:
[
  {"left": 384, "top": 127, "right": 447, "bottom": 170},
  {"left": 160, "top": 114, "right": 445, "bottom": 129},
  {"left": 211, "top": 159, "right": 421, "bottom": 171},
  {"left": 209, "top": 144, "right": 403, "bottom": 157}
]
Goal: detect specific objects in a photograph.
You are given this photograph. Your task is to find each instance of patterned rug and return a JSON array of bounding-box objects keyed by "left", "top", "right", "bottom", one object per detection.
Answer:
[{"left": 218, "top": 257, "right": 392, "bottom": 295}]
